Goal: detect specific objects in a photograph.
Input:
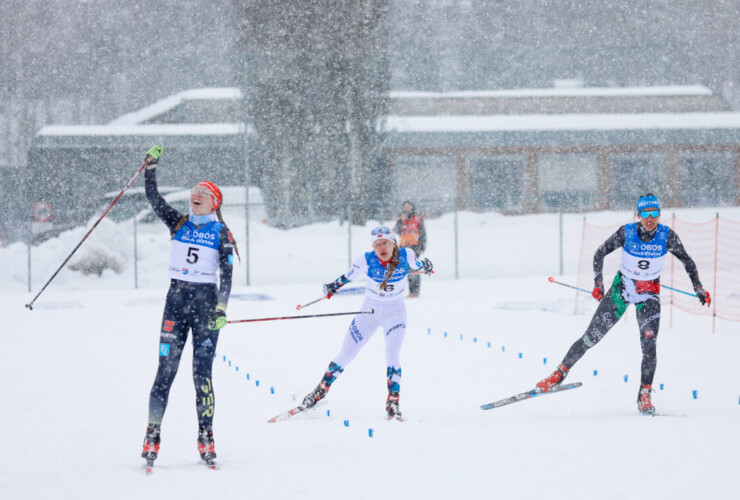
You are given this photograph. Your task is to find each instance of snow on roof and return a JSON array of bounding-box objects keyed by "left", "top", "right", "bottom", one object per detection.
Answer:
[
  {"left": 383, "top": 112, "right": 740, "bottom": 133},
  {"left": 390, "top": 85, "right": 713, "bottom": 99},
  {"left": 109, "top": 87, "right": 242, "bottom": 126},
  {"left": 37, "top": 123, "right": 245, "bottom": 137}
]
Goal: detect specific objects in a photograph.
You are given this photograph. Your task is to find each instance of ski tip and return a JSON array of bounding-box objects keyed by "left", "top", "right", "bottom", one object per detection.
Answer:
[
  {"left": 25, "top": 303, "right": 33, "bottom": 310},
  {"left": 295, "top": 305, "right": 301, "bottom": 310},
  {"left": 547, "top": 276, "right": 554, "bottom": 282}
]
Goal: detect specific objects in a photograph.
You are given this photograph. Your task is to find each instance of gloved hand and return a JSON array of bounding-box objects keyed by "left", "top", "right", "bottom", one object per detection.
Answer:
[
  {"left": 323, "top": 281, "right": 340, "bottom": 299},
  {"left": 208, "top": 305, "right": 227, "bottom": 330},
  {"left": 592, "top": 282, "right": 604, "bottom": 302},
  {"left": 420, "top": 258, "right": 434, "bottom": 274},
  {"left": 145, "top": 145, "right": 163, "bottom": 170},
  {"left": 694, "top": 286, "right": 711, "bottom": 307}
]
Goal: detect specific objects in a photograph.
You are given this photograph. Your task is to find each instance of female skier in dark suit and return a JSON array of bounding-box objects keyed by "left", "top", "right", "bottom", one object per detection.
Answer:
[{"left": 139, "top": 146, "right": 238, "bottom": 468}]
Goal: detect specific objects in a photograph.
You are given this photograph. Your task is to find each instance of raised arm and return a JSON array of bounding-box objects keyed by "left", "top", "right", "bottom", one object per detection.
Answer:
[{"left": 144, "top": 168, "right": 184, "bottom": 234}]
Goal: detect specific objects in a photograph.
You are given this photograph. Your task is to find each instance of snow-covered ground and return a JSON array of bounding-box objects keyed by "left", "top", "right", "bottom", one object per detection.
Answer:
[{"left": 2, "top": 208, "right": 739, "bottom": 499}]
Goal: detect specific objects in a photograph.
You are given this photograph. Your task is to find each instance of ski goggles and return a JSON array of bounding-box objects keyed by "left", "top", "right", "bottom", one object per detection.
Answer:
[
  {"left": 639, "top": 209, "right": 660, "bottom": 219},
  {"left": 191, "top": 185, "right": 213, "bottom": 198},
  {"left": 371, "top": 226, "right": 392, "bottom": 236},
  {"left": 370, "top": 226, "right": 396, "bottom": 244}
]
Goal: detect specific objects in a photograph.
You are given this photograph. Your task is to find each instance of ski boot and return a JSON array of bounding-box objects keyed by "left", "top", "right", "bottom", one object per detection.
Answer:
[
  {"left": 141, "top": 423, "right": 161, "bottom": 461},
  {"left": 197, "top": 425, "right": 217, "bottom": 466},
  {"left": 142, "top": 423, "right": 161, "bottom": 473},
  {"left": 301, "top": 381, "right": 330, "bottom": 409},
  {"left": 386, "top": 391, "right": 403, "bottom": 420},
  {"left": 535, "top": 363, "right": 569, "bottom": 393},
  {"left": 637, "top": 384, "right": 656, "bottom": 415}
]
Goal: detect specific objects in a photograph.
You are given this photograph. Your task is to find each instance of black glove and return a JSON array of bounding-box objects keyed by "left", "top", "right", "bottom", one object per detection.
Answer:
[
  {"left": 420, "top": 258, "right": 433, "bottom": 274},
  {"left": 694, "top": 286, "right": 711, "bottom": 307},
  {"left": 145, "top": 145, "right": 163, "bottom": 170},
  {"left": 323, "top": 281, "right": 340, "bottom": 298}
]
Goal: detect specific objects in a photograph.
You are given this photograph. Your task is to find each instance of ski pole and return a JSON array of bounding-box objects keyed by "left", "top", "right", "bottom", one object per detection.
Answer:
[
  {"left": 547, "top": 276, "right": 592, "bottom": 294},
  {"left": 662, "top": 285, "right": 697, "bottom": 297},
  {"left": 296, "top": 296, "right": 328, "bottom": 311},
  {"left": 548, "top": 277, "right": 698, "bottom": 298},
  {"left": 25, "top": 148, "right": 162, "bottom": 310},
  {"left": 228, "top": 309, "right": 374, "bottom": 324}
]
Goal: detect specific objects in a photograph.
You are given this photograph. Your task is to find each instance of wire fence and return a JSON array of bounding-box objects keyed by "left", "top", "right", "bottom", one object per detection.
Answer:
[{"left": 12, "top": 199, "right": 577, "bottom": 294}]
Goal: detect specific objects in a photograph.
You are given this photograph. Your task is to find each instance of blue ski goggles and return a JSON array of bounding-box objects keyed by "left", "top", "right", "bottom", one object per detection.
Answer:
[{"left": 639, "top": 209, "right": 660, "bottom": 219}]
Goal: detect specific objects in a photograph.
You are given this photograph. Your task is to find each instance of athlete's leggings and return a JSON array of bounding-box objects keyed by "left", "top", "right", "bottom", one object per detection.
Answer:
[
  {"left": 324, "top": 296, "right": 407, "bottom": 392},
  {"left": 148, "top": 280, "right": 219, "bottom": 427},
  {"left": 561, "top": 284, "right": 661, "bottom": 386}
]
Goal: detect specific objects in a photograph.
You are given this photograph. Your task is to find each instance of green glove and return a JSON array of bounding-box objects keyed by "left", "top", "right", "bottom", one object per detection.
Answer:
[
  {"left": 145, "top": 145, "right": 163, "bottom": 169},
  {"left": 208, "top": 305, "right": 227, "bottom": 330}
]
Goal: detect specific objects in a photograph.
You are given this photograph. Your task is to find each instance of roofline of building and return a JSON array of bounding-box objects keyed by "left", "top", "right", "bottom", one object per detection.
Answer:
[
  {"left": 108, "top": 87, "right": 243, "bottom": 126},
  {"left": 390, "top": 85, "right": 713, "bottom": 99},
  {"left": 382, "top": 112, "right": 740, "bottom": 133},
  {"left": 36, "top": 123, "right": 247, "bottom": 137}
]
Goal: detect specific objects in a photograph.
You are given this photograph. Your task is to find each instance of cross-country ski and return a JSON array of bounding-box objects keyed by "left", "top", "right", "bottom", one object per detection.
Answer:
[
  {"left": 480, "top": 382, "right": 583, "bottom": 410},
  {"left": 267, "top": 405, "right": 310, "bottom": 423}
]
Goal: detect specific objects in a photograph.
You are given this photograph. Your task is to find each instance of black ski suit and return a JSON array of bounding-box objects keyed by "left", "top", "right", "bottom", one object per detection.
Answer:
[
  {"left": 561, "top": 223, "right": 703, "bottom": 386},
  {"left": 144, "top": 169, "right": 233, "bottom": 427}
]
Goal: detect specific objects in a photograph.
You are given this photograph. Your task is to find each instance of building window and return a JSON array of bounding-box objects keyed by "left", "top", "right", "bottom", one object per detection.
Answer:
[
  {"left": 609, "top": 153, "right": 668, "bottom": 210},
  {"left": 539, "top": 153, "right": 597, "bottom": 211},
  {"left": 393, "top": 155, "right": 457, "bottom": 216},
  {"left": 679, "top": 152, "right": 737, "bottom": 207},
  {"left": 467, "top": 154, "right": 525, "bottom": 212}
]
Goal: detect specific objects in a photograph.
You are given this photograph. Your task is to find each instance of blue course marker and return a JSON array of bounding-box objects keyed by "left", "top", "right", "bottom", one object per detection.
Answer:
[
  {"left": 624, "top": 375, "right": 628, "bottom": 382},
  {"left": 593, "top": 370, "right": 598, "bottom": 376},
  {"left": 368, "top": 428, "right": 374, "bottom": 438},
  {"left": 518, "top": 353, "right": 523, "bottom": 359},
  {"left": 659, "top": 383, "right": 664, "bottom": 390},
  {"left": 344, "top": 420, "right": 349, "bottom": 427},
  {"left": 692, "top": 390, "right": 698, "bottom": 399}
]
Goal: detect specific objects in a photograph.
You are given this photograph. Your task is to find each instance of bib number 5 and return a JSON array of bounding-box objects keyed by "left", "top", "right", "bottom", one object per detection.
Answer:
[{"left": 186, "top": 247, "right": 200, "bottom": 264}]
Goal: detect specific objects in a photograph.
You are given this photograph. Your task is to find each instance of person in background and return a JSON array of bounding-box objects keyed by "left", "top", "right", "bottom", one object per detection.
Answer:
[
  {"left": 394, "top": 200, "right": 427, "bottom": 298},
  {"left": 533, "top": 193, "right": 710, "bottom": 415},
  {"left": 139, "top": 145, "right": 239, "bottom": 469},
  {"left": 300, "top": 226, "right": 433, "bottom": 420}
]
